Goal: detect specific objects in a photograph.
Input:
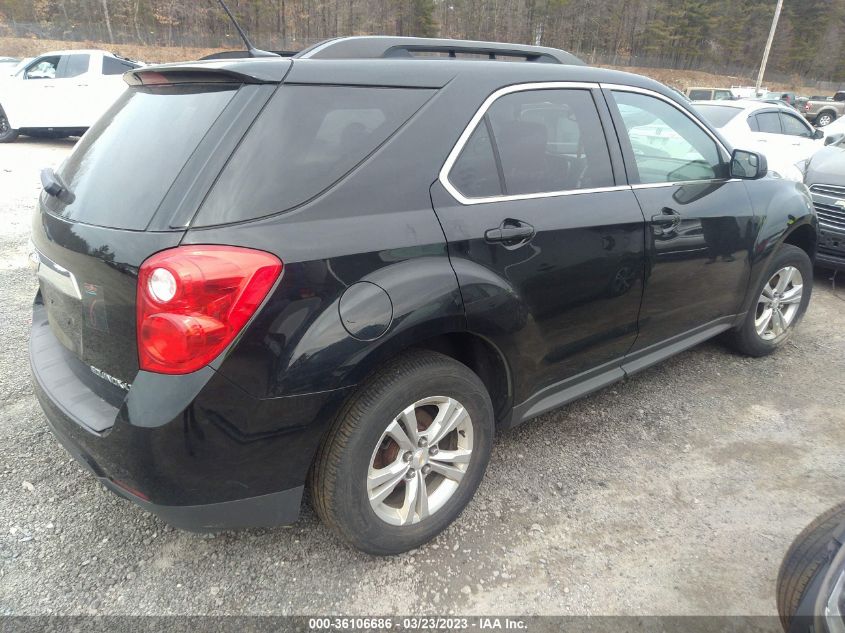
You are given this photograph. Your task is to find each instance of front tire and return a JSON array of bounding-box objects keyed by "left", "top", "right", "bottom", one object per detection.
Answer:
[
  {"left": 0, "top": 105, "right": 18, "bottom": 143},
  {"left": 310, "top": 350, "right": 494, "bottom": 555},
  {"left": 728, "top": 244, "right": 812, "bottom": 357}
]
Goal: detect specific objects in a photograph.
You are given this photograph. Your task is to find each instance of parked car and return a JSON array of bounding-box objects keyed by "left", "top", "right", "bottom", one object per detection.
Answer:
[
  {"left": 694, "top": 99, "right": 825, "bottom": 181},
  {"left": 800, "top": 134, "right": 845, "bottom": 270},
  {"left": 29, "top": 36, "right": 817, "bottom": 555},
  {"left": 0, "top": 49, "right": 141, "bottom": 142},
  {"left": 760, "top": 91, "right": 800, "bottom": 108},
  {"left": 799, "top": 93, "right": 845, "bottom": 127},
  {"left": 0, "top": 56, "right": 20, "bottom": 76},
  {"left": 686, "top": 86, "right": 735, "bottom": 101},
  {"left": 777, "top": 502, "right": 845, "bottom": 633}
]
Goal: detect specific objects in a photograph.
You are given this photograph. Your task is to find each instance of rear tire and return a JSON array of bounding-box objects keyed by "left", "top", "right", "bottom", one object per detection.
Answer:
[
  {"left": 0, "top": 105, "right": 18, "bottom": 143},
  {"left": 777, "top": 502, "right": 845, "bottom": 631},
  {"left": 727, "top": 244, "right": 812, "bottom": 357},
  {"left": 310, "top": 349, "right": 494, "bottom": 555}
]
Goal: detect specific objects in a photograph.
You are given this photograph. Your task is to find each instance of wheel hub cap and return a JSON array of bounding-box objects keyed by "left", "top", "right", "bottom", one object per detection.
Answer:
[
  {"left": 367, "top": 396, "right": 474, "bottom": 526},
  {"left": 755, "top": 265, "right": 803, "bottom": 341}
]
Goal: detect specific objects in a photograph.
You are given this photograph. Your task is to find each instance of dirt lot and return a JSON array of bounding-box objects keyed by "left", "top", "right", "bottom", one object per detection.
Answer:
[{"left": 0, "top": 139, "right": 844, "bottom": 617}]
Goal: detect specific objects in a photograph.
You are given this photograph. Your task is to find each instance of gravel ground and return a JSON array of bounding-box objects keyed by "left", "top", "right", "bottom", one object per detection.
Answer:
[{"left": 1, "top": 139, "right": 844, "bottom": 617}]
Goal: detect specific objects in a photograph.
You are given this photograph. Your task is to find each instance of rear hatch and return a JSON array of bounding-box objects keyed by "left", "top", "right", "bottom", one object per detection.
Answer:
[{"left": 31, "top": 67, "right": 279, "bottom": 390}]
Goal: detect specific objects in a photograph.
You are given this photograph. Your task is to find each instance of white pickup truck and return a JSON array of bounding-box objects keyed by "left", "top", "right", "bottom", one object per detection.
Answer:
[{"left": 0, "top": 50, "right": 141, "bottom": 142}]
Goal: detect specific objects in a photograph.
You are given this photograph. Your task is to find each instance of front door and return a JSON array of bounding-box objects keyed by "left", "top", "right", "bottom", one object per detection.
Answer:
[
  {"left": 431, "top": 84, "right": 646, "bottom": 410},
  {"left": 604, "top": 87, "right": 756, "bottom": 356}
]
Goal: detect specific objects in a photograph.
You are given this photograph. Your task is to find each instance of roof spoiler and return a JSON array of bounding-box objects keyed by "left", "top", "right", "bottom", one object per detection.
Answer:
[
  {"left": 294, "top": 36, "right": 584, "bottom": 66},
  {"left": 125, "top": 59, "right": 290, "bottom": 86}
]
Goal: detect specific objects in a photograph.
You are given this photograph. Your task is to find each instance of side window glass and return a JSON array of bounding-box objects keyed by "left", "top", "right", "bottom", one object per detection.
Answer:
[
  {"left": 780, "top": 113, "right": 811, "bottom": 137},
  {"left": 24, "top": 56, "right": 61, "bottom": 80},
  {"left": 747, "top": 115, "right": 760, "bottom": 132},
  {"left": 103, "top": 56, "right": 137, "bottom": 75},
  {"left": 484, "top": 88, "right": 614, "bottom": 195},
  {"left": 756, "top": 112, "right": 782, "bottom": 134},
  {"left": 450, "top": 120, "right": 503, "bottom": 198},
  {"left": 58, "top": 54, "right": 90, "bottom": 79},
  {"left": 612, "top": 91, "right": 725, "bottom": 184}
]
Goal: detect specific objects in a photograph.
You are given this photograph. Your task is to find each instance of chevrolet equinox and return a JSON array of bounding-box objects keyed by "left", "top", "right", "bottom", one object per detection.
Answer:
[{"left": 29, "top": 36, "right": 817, "bottom": 555}]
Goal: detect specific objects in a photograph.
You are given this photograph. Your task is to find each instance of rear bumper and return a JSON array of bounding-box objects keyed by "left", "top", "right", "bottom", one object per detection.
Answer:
[{"left": 30, "top": 299, "right": 351, "bottom": 530}]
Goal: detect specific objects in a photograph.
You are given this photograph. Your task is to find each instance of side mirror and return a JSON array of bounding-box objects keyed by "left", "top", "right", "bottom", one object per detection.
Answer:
[
  {"left": 730, "top": 149, "right": 768, "bottom": 180},
  {"left": 812, "top": 128, "right": 825, "bottom": 140},
  {"left": 825, "top": 133, "right": 844, "bottom": 146}
]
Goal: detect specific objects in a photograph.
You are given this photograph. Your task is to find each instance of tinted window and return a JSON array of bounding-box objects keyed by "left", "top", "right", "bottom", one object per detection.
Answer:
[
  {"left": 450, "top": 121, "right": 502, "bottom": 198},
  {"left": 196, "top": 86, "right": 433, "bottom": 226},
  {"left": 49, "top": 85, "right": 237, "bottom": 230},
  {"left": 694, "top": 104, "right": 741, "bottom": 128},
  {"left": 747, "top": 115, "right": 760, "bottom": 131},
  {"left": 780, "top": 113, "right": 811, "bottom": 137},
  {"left": 103, "top": 56, "right": 138, "bottom": 75},
  {"left": 485, "top": 89, "right": 614, "bottom": 195},
  {"left": 613, "top": 91, "right": 724, "bottom": 184},
  {"left": 59, "top": 54, "right": 89, "bottom": 78},
  {"left": 756, "top": 112, "right": 782, "bottom": 133},
  {"left": 25, "top": 56, "right": 60, "bottom": 79},
  {"left": 688, "top": 90, "right": 712, "bottom": 101}
]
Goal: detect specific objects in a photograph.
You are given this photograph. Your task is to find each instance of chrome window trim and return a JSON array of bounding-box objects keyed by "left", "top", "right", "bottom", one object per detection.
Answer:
[
  {"left": 439, "top": 81, "right": 614, "bottom": 206},
  {"left": 439, "top": 81, "right": 737, "bottom": 206},
  {"left": 601, "top": 83, "right": 732, "bottom": 162}
]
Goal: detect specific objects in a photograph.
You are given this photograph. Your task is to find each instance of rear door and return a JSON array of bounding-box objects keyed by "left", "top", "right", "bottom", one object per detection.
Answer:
[
  {"left": 431, "top": 83, "right": 646, "bottom": 409},
  {"left": 604, "top": 87, "right": 755, "bottom": 359},
  {"left": 51, "top": 52, "right": 92, "bottom": 127}
]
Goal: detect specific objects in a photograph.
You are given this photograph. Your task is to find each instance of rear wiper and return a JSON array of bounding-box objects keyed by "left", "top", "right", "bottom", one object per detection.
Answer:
[{"left": 40, "top": 168, "right": 75, "bottom": 204}]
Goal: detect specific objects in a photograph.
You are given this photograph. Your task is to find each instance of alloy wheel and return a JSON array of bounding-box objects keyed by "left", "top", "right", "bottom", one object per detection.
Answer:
[
  {"left": 755, "top": 266, "right": 803, "bottom": 341},
  {"left": 818, "top": 114, "right": 833, "bottom": 127},
  {"left": 367, "top": 396, "right": 473, "bottom": 526},
  {"left": 0, "top": 111, "right": 9, "bottom": 135}
]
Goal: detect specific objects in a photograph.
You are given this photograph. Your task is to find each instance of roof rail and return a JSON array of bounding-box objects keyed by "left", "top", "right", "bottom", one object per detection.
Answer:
[{"left": 294, "top": 36, "right": 584, "bottom": 66}]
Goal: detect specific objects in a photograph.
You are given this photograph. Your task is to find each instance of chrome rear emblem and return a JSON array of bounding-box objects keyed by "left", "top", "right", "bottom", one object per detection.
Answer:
[{"left": 90, "top": 366, "right": 130, "bottom": 391}]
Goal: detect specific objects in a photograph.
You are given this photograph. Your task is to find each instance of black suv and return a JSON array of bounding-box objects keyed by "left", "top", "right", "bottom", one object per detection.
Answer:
[{"left": 30, "top": 37, "right": 817, "bottom": 555}]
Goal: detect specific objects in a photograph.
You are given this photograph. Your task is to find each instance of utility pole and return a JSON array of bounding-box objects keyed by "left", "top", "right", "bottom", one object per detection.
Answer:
[{"left": 755, "top": 0, "right": 784, "bottom": 96}]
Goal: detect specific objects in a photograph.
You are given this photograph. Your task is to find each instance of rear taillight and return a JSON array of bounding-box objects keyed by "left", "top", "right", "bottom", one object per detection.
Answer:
[
  {"left": 804, "top": 103, "right": 811, "bottom": 111},
  {"left": 137, "top": 246, "right": 282, "bottom": 374}
]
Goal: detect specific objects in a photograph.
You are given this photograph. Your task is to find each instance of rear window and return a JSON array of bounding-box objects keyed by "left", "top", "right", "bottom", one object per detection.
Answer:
[
  {"left": 48, "top": 85, "right": 236, "bottom": 230},
  {"left": 694, "top": 104, "right": 742, "bottom": 128},
  {"left": 688, "top": 90, "right": 712, "bottom": 101},
  {"left": 193, "top": 85, "right": 434, "bottom": 226}
]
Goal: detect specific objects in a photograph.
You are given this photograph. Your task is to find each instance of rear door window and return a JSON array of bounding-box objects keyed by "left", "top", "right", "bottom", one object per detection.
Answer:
[
  {"left": 48, "top": 85, "right": 238, "bottom": 230},
  {"left": 484, "top": 88, "right": 614, "bottom": 195},
  {"left": 194, "top": 86, "right": 434, "bottom": 226},
  {"left": 58, "top": 54, "right": 90, "bottom": 78},
  {"left": 450, "top": 122, "right": 503, "bottom": 198},
  {"left": 688, "top": 90, "right": 712, "bottom": 101}
]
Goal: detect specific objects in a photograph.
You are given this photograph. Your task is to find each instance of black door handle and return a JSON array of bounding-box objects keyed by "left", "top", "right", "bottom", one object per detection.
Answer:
[
  {"left": 485, "top": 220, "right": 535, "bottom": 244},
  {"left": 650, "top": 209, "right": 681, "bottom": 226}
]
